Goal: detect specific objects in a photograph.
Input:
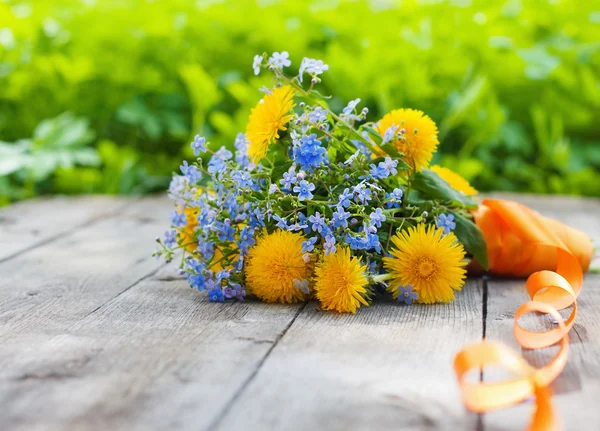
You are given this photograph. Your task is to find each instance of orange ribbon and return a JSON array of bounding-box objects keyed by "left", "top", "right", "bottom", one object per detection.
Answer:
[{"left": 454, "top": 199, "right": 593, "bottom": 431}]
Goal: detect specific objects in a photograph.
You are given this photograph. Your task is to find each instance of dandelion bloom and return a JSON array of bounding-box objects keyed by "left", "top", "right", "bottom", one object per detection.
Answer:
[
  {"left": 314, "top": 248, "right": 369, "bottom": 313},
  {"left": 246, "top": 85, "right": 295, "bottom": 163},
  {"left": 383, "top": 224, "right": 466, "bottom": 304},
  {"left": 430, "top": 165, "right": 478, "bottom": 196},
  {"left": 245, "top": 230, "right": 309, "bottom": 303},
  {"left": 376, "top": 109, "right": 439, "bottom": 171}
]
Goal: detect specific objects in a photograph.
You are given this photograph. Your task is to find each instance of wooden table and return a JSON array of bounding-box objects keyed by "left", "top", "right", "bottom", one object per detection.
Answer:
[{"left": 1, "top": 195, "right": 599, "bottom": 431}]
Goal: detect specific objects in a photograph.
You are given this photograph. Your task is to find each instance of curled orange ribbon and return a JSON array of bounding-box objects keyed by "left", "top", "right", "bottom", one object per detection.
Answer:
[{"left": 454, "top": 199, "right": 592, "bottom": 431}]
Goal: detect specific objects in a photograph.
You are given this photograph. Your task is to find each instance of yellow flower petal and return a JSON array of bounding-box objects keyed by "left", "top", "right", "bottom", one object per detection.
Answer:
[
  {"left": 430, "top": 165, "right": 478, "bottom": 196},
  {"left": 245, "top": 229, "right": 309, "bottom": 303},
  {"left": 314, "top": 248, "right": 369, "bottom": 313},
  {"left": 383, "top": 224, "right": 467, "bottom": 304},
  {"left": 246, "top": 85, "right": 295, "bottom": 163},
  {"left": 375, "top": 108, "right": 439, "bottom": 171}
]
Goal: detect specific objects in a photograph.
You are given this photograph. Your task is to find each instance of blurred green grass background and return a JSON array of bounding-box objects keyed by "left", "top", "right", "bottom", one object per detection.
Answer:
[{"left": 1, "top": 0, "right": 599, "bottom": 205}]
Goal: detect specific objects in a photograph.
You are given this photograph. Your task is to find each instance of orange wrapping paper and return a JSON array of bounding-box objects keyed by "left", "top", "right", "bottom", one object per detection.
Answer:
[{"left": 454, "top": 199, "right": 593, "bottom": 431}]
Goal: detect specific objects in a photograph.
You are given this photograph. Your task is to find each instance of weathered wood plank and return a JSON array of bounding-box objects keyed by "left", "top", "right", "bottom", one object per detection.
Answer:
[
  {"left": 0, "top": 265, "right": 303, "bottom": 431},
  {"left": 0, "top": 195, "right": 131, "bottom": 263},
  {"left": 0, "top": 196, "right": 170, "bottom": 340},
  {"left": 213, "top": 281, "right": 484, "bottom": 431},
  {"left": 0, "top": 195, "right": 303, "bottom": 431},
  {"left": 483, "top": 195, "right": 600, "bottom": 430}
]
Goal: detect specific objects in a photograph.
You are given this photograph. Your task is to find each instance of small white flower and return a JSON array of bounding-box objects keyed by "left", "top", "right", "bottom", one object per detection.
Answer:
[
  {"left": 344, "top": 150, "right": 361, "bottom": 165},
  {"left": 268, "top": 51, "right": 292, "bottom": 69},
  {"left": 252, "top": 54, "right": 263, "bottom": 75},
  {"left": 305, "top": 59, "right": 329, "bottom": 74},
  {"left": 343, "top": 98, "right": 361, "bottom": 115},
  {"left": 382, "top": 125, "right": 399, "bottom": 144},
  {"left": 299, "top": 57, "right": 329, "bottom": 82},
  {"left": 308, "top": 107, "right": 328, "bottom": 124}
]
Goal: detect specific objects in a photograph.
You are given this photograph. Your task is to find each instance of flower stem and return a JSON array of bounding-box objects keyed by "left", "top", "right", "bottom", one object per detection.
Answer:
[{"left": 371, "top": 273, "right": 393, "bottom": 284}]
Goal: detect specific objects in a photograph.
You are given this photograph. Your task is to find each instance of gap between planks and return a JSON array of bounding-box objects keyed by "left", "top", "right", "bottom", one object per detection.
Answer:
[
  {"left": 0, "top": 268, "right": 306, "bottom": 431},
  {"left": 211, "top": 279, "right": 485, "bottom": 431},
  {"left": 206, "top": 302, "right": 308, "bottom": 431}
]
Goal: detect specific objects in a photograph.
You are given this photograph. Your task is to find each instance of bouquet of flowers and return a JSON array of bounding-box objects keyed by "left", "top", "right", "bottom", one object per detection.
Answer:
[{"left": 154, "top": 51, "right": 490, "bottom": 313}]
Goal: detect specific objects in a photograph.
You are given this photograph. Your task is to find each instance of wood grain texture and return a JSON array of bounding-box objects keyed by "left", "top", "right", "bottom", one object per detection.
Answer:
[
  {"left": 0, "top": 196, "right": 303, "bottom": 431},
  {"left": 0, "top": 265, "right": 303, "bottom": 431},
  {"left": 0, "top": 195, "right": 131, "bottom": 263},
  {"left": 482, "top": 194, "right": 600, "bottom": 431},
  {"left": 0, "top": 196, "right": 170, "bottom": 341},
  {"left": 213, "top": 281, "right": 484, "bottom": 431},
  {"left": 0, "top": 196, "right": 174, "bottom": 431}
]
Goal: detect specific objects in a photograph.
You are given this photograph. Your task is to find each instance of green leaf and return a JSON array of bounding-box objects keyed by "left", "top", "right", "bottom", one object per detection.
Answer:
[
  {"left": 33, "top": 113, "right": 95, "bottom": 148},
  {"left": 412, "top": 169, "right": 477, "bottom": 208},
  {"left": 453, "top": 212, "right": 488, "bottom": 270},
  {"left": 0, "top": 157, "right": 26, "bottom": 176},
  {"left": 310, "top": 90, "right": 333, "bottom": 100},
  {"left": 327, "top": 145, "right": 337, "bottom": 163},
  {"left": 117, "top": 98, "right": 163, "bottom": 139},
  {"left": 0, "top": 141, "right": 29, "bottom": 176},
  {"left": 439, "top": 75, "right": 487, "bottom": 139},
  {"left": 380, "top": 142, "right": 404, "bottom": 160},
  {"left": 271, "top": 161, "right": 292, "bottom": 182},
  {"left": 179, "top": 63, "right": 221, "bottom": 133},
  {"left": 360, "top": 125, "right": 383, "bottom": 143}
]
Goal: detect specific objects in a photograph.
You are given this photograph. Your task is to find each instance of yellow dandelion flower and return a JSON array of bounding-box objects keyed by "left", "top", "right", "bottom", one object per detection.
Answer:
[
  {"left": 375, "top": 108, "right": 439, "bottom": 171},
  {"left": 314, "top": 248, "right": 370, "bottom": 313},
  {"left": 430, "top": 165, "right": 478, "bottom": 196},
  {"left": 246, "top": 85, "right": 295, "bottom": 163},
  {"left": 383, "top": 224, "right": 467, "bottom": 304},
  {"left": 245, "top": 230, "right": 309, "bottom": 303}
]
